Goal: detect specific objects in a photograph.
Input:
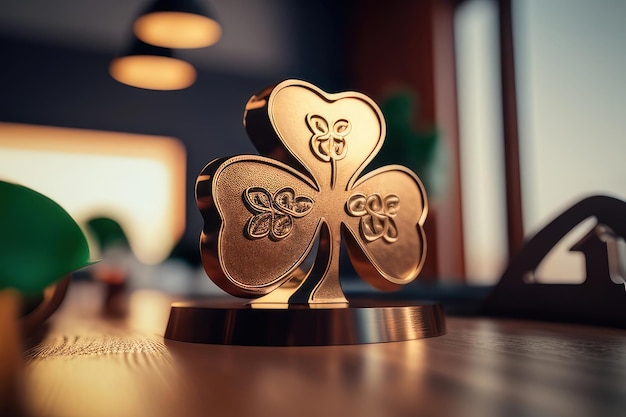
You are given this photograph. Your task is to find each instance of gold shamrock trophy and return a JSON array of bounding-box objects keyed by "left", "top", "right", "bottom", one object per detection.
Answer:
[{"left": 166, "top": 80, "right": 445, "bottom": 345}]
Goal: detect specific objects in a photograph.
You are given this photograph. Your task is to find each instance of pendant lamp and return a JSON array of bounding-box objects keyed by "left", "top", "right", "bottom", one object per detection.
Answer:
[
  {"left": 109, "top": 39, "right": 196, "bottom": 90},
  {"left": 134, "top": 0, "right": 222, "bottom": 49}
]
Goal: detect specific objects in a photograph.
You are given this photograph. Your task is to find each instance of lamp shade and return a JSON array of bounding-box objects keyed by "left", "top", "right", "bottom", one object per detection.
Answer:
[
  {"left": 109, "top": 39, "right": 196, "bottom": 90},
  {"left": 134, "top": 0, "right": 222, "bottom": 49}
]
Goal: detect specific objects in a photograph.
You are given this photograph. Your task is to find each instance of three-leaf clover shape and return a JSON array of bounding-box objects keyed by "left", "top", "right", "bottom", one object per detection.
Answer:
[{"left": 196, "top": 80, "right": 427, "bottom": 305}]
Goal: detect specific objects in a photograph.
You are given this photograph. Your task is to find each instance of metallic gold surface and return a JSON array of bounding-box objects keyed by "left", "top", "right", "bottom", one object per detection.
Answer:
[
  {"left": 196, "top": 80, "right": 428, "bottom": 306},
  {"left": 165, "top": 299, "right": 445, "bottom": 346}
]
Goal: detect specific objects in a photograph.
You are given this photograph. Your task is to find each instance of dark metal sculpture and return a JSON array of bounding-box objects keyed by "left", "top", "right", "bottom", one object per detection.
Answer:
[{"left": 483, "top": 195, "right": 626, "bottom": 328}]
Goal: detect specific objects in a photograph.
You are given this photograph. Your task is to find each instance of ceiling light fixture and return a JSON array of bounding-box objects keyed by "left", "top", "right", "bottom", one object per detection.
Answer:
[
  {"left": 134, "top": 0, "right": 222, "bottom": 49},
  {"left": 109, "top": 39, "right": 196, "bottom": 90}
]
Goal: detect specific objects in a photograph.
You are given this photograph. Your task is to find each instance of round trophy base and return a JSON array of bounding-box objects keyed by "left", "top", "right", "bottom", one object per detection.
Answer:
[{"left": 164, "top": 298, "right": 446, "bottom": 346}]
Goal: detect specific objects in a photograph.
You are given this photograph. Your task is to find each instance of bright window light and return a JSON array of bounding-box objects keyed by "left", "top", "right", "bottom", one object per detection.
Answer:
[
  {"left": 455, "top": 0, "right": 508, "bottom": 284},
  {"left": 514, "top": 0, "right": 626, "bottom": 282},
  {"left": 0, "top": 123, "right": 186, "bottom": 265}
]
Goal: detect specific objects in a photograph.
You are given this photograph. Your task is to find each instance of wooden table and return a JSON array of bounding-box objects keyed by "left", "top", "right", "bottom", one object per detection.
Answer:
[{"left": 20, "top": 283, "right": 626, "bottom": 417}]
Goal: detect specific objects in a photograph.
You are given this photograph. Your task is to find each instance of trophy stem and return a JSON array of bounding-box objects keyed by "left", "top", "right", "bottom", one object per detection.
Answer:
[{"left": 289, "top": 220, "right": 347, "bottom": 305}]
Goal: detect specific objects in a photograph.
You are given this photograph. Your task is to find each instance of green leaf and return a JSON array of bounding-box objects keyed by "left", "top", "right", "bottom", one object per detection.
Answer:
[{"left": 0, "top": 181, "right": 93, "bottom": 293}]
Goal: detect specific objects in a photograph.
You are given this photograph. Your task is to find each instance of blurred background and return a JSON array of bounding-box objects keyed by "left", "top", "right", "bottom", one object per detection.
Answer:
[{"left": 0, "top": 0, "right": 624, "bottom": 296}]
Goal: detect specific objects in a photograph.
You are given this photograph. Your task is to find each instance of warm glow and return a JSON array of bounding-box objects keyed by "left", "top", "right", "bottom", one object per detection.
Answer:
[
  {"left": 134, "top": 11, "right": 222, "bottom": 49},
  {"left": 109, "top": 55, "right": 196, "bottom": 90},
  {"left": 0, "top": 123, "right": 186, "bottom": 264}
]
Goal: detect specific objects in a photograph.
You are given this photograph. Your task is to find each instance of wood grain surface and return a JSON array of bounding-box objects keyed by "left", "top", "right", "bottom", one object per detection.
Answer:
[{"left": 19, "top": 283, "right": 626, "bottom": 417}]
